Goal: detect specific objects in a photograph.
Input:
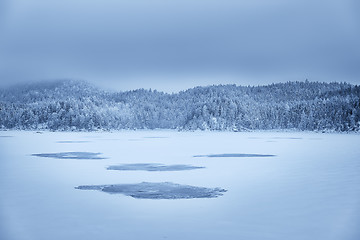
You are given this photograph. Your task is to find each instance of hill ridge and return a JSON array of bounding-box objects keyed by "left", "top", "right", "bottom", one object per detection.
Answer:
[{"left": 0, "top": 80, "right": 359, "bottom": 132}]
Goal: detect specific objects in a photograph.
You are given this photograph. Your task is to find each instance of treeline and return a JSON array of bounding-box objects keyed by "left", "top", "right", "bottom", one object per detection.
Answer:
[{"left": 0, "top": 80, "right": 359, "bottom": 132}]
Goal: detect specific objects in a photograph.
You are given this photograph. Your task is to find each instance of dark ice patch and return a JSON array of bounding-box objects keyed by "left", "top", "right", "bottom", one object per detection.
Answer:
[
  {"left": 107, "top": 163, "right": 204, "bottom": 172},
  {"left": 194, "top": 153, "right": 275, "bottom": 158},
  {"left": 32, "top": 152, "right": 106, "bottom": 160},
  {"left": 57, "top": 141, "right": 90, "bottom": 143},
  {"left": 0, "top": 136, "right": 13, "bottom": 138},
  {"left": 75, "top": 182, "right": 226, "bottom": 199}
]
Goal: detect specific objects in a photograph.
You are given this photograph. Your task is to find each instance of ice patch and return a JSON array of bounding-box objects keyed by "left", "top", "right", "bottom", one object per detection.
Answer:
[
  {"left": 32, "top": 152, "right": 106, "bottom": 160},
  {"left": 107, "top": 163, "right": 204, "bottom": 171},
  {"left": 0, "top": 136, "right": 13, "bottom": 138},
  {"left": 194, "top": 153, "right": 275, "bottom": 158},
  {"left": 75, "top": 182, "right": 226, "bottom": 199},
  {"left": 56, "top": 141, "right": 90, "bottom": 143}
]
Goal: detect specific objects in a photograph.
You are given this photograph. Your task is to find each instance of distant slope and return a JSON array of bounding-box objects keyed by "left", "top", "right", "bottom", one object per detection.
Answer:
[{"left": 0, "top": 80, "right": 359, "bottom": 131}]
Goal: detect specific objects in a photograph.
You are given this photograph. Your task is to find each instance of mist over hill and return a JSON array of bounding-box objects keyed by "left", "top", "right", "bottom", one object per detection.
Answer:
[{"left": 0, "top": 80, "right": 359, "bottom": 132}]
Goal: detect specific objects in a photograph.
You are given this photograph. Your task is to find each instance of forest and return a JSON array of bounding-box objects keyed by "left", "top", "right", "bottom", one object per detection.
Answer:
[{"left": 0, "top": 80, "right": 359, "bottom": 132}]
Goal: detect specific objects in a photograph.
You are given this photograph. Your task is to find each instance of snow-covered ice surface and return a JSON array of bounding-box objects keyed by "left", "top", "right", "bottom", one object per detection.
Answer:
[{"left": 0, "top": 130, "right": 360, "bottom": 240}]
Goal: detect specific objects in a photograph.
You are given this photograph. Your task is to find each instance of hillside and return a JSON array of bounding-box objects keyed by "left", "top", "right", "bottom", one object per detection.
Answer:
[{"left": 0, "top": 80, "right": 359, "bottom": 131}]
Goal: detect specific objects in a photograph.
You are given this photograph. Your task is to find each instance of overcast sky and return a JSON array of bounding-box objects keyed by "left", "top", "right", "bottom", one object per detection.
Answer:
[{"left": 0, "top": 0, "right": 359, "bottom": 92}]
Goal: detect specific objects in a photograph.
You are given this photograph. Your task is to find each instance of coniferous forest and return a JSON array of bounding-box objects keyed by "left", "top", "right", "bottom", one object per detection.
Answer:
[{"left": 0, "top": 79, "right": 359, "bottom": 132}]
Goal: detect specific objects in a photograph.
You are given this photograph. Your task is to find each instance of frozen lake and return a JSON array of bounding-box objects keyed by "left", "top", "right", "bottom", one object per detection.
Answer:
[{"left": 1, "top": 131, "right": 359, "bottom": 240}]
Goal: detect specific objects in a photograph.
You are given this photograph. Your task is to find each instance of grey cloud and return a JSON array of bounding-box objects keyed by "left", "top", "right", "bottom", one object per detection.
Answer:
[{"left": 0, "top": 0, "right": 359, "bottom": 91}]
